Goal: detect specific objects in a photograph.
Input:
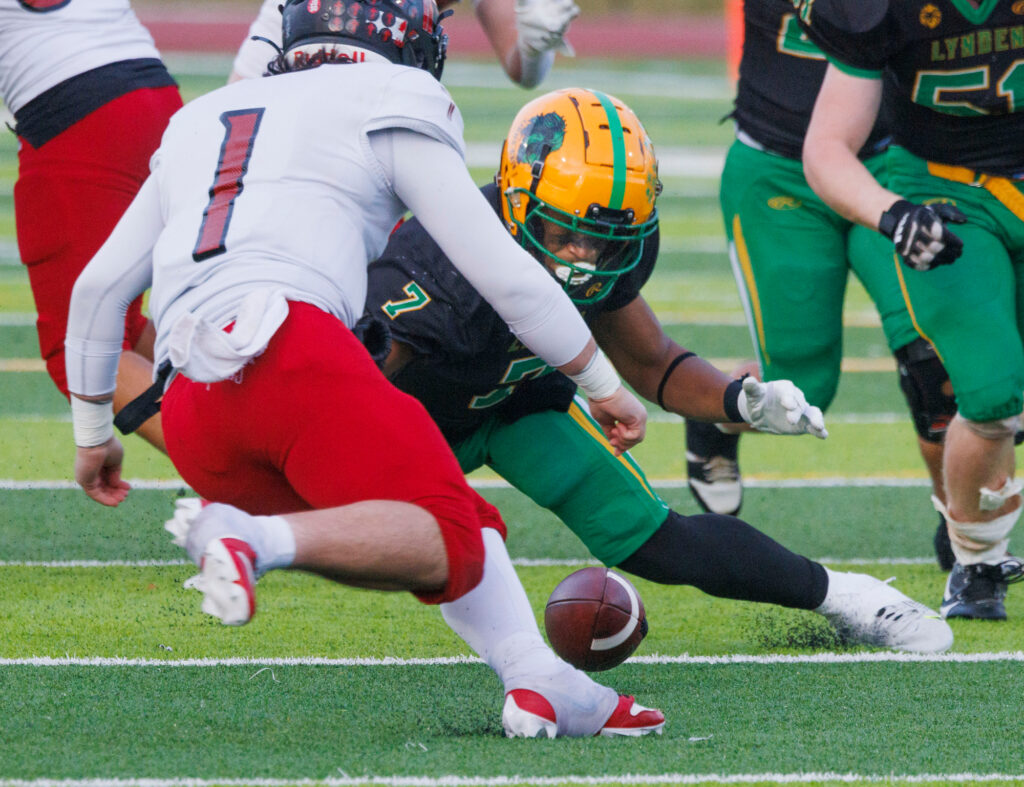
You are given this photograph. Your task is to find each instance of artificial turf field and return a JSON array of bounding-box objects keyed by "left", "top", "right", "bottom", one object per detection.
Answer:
[{"left": 2, "top": 55, "right": 1024, "bottom": 787}]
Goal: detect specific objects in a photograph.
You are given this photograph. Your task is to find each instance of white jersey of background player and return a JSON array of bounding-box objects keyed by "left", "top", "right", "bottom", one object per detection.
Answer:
[
  {"left": 0, "top": 0, "right": 159, "bottom": 113},
  {"left": 229, "top": 0, "right": 579, "bottom": 87},
  {"left": 65, "top": 0, "right": 659, "bottom": 740}
]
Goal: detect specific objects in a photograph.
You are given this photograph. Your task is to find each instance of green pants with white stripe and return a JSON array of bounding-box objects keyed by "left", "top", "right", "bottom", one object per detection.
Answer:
[{"left": 451, "top": 399, "right": 670, "bottom": 567}]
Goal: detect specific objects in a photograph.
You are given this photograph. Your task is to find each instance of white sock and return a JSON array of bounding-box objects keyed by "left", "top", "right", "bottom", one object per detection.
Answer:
[
  {"left": 441, "top": 528, "right": 556, "bottom": 680},
  {"left": 187, "top": 503, "right": 296, "bottom": 576},
  {"left": 440, "top": 528, "right": 616, "bottom": 736},
  {"left": 252, "top": 515, "right": 297, "bottom": 574}
]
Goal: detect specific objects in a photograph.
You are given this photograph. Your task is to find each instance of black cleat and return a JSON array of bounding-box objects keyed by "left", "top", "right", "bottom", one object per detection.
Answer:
[
  {"left": 934, "top": 514, "right": 955, "bottom": 572},
  {"left": 685, "top": 419, "right": 742, "bottom": 516},
  {"left": 940, "top": 558, "right": 1024, "bottom": 620}
]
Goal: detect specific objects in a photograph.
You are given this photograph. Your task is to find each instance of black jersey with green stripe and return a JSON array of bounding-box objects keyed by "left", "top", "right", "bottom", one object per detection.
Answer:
[
  {"left": 365, "top": 182, "right": 659, "bottom": 445},
  {"left": 733, "top": 0, "right": 889, "bottom": 159},
  {"left": 798, "top": 0, "right": 1024, "bottom": 175}
]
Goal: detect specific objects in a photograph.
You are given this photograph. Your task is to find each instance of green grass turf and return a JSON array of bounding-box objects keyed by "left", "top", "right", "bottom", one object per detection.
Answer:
[
  {"left": 0, "top": 417, "right": 932, "bottom": 483},
  {"left": 7, "top": 562, "right": 1019, "bottom": 658},
  {"left": 3, "top": 661, "right": 1024, "bottom": 780},
  {"left": 4, "top": 58, "right": 1024, "bottom": 785},
  {"left": 0, "top": 486, "right": 945, "bottom": 563}
]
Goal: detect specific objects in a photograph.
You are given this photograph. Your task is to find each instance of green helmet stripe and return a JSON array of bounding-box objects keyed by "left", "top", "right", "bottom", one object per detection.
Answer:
[{"left": 592, "top": 89, "right": 626, "bottom": 210}]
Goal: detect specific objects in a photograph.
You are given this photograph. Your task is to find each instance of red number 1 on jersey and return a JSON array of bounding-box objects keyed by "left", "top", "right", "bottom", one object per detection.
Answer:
[{"left": 193, "top": 108, "right": 264, "bottom": 262}]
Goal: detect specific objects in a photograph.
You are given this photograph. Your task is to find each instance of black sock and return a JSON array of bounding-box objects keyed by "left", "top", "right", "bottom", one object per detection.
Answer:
[{"left": 617, "top": 510, "right": 828, "bottom": 610}]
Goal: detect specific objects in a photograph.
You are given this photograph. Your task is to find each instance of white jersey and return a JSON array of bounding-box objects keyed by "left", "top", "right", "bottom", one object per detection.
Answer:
[
  {"left": 0, "top": 0, "right": 162, "bottom": 113},
  {"left": 148, "top": 62, "right": 464, "bottom": 374},
  {"left": 66, "top": 61, "right": 593, "bottom": 396}
]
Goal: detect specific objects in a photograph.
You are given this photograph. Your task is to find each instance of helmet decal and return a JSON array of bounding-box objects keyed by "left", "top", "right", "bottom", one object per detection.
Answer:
[{"left": 515, "top": 113, "right": 566, "bottom": 166}]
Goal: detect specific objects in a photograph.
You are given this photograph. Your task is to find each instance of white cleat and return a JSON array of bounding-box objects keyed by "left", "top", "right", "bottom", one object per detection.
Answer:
[
  {"left": 164, "top": 497, "right": 204, "bottom": 548},
  {"left": 183, "top": 536, "right": 258, "bottom": 626},
  {"left": 820, "top": 572, "right": 953, "bottom": 653}
]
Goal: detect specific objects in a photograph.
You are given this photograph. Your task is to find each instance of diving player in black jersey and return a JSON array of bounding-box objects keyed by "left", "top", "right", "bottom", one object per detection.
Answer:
[
  {"left": 684, "top": 0, "right": 959, "bottom": 576},
  {"left": 800, "top": 0, "right": 1024, "bottom": 619},
  {"left": 365, "top": 87, "right": 954, "bottom": 653}
]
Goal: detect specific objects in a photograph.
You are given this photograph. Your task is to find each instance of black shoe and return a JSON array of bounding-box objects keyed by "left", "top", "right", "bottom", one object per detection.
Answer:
[
  {"left": 685, "top": 419, "right": 742, "bottom": 516},
  {"left": 940, "top": 558, "right": 1024, "bottom": 620},
  {"left": 934, "top": 514, "right": 955, "bottom": 572}
]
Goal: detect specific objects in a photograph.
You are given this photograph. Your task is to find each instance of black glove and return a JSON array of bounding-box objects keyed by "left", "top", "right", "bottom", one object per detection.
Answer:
[{"left": 878, "top": 200, "right": 967, "bottom": 271}]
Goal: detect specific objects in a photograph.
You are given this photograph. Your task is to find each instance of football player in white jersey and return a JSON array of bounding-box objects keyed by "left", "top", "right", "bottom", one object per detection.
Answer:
[
  {"left": 65, "top": 0, "right": 663, "bottom": 739},
  {"left": 0, "top": 0, "right": 182, "bottom": 451},
  {"left": 229, "top": 0, "right": 579, "bottom": 88}
]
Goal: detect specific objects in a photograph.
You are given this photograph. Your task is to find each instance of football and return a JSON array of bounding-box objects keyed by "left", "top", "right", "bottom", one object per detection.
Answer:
[{"left": 543, "top": 567, "right": 648, "bottom": 671}]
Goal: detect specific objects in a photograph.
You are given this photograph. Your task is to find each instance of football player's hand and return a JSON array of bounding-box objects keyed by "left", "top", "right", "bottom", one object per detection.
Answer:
[
  {"left": 516, "top": 0, "right": 580, "bottom": 56},
  {"left": 588, "top": 385, "right": 647, "bottom": 455},
  {"left": 879, "top": 200, "right": 967, "bottom": 272},
  {"left": 738, "top": 377, "right": 827, "bottom": 439},
  {"left": 74, "top": 437, "right": 131, "bottom": 507}
]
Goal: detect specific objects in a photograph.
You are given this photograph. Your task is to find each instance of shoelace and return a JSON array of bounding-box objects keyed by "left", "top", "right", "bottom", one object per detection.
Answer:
[{"left": 701, "top": 456, "right": 739, "bottom": 483}]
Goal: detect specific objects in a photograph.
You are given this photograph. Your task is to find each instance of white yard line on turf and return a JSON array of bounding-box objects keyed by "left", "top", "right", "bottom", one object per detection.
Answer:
[
  {"left": 4, "top": 775, "right": 1024, "bottom": 787},
  {"left": 0, "top": 557, "right": 935, "bottom": 568},
  {"left": 0, "top": 477, "right": 935, "bottom": 491},
  {"left": 4, "top": 653, "right": 1024, "bottom": 667}
]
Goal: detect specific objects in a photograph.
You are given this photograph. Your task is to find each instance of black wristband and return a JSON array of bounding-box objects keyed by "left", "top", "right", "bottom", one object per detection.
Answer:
[
  {"left": 656, "top": 351, "right": 696, "bottom": 410},
  {"left": 878, "top": 199, "right": 913, "bottom": 240},
  {"left": 723, "top": 376, "right": 746, "bottom": 423}
]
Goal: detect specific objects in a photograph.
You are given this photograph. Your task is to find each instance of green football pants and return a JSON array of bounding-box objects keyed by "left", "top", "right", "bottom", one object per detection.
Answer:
[
  {"left": 720, "top": 139, "right": 918, "bottom": 408},
  {"left": 452, "top": 399, "right": 669, "bottom": 567},
  {"left": 885, "top": 147, "right": 1024, "bottom": 422}
]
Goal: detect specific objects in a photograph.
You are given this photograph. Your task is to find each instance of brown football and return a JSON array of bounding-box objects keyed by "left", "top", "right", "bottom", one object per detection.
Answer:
[{"left": 543, "top": 567, "right": 648, "bottom": 671}]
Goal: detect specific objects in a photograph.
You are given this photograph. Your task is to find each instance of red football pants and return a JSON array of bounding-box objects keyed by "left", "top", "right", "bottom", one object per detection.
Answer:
[
  {"left": 14, "top": 85, "right": 182, "bottom": 397},
  {"left": 161, "top": 302, "right": 506, "bottom": 603}
]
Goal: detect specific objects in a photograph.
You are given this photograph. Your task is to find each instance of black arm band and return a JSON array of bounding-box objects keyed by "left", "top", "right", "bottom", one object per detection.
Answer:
[
  {"left": 656, "top": 351, "right": 697, "bottom": 410},
  {"left": 723, "top": 377, "right": 746, "bottom": 423}
]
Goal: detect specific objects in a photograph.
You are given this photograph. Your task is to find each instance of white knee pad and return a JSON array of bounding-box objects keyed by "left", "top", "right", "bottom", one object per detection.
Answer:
[{"left": 933, "top": 495, "right": 1019, "bottom": 565}]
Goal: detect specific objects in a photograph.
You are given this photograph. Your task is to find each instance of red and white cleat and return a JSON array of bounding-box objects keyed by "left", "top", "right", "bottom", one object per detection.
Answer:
[
  {"left": 183, "top": 537, "right": 257, "bottom": 626},
  {"left": 502, "top": 689, "right": 665, "bottom": 738},
  {"left": 502, "top": 689, "right": 558, "bottom": 738},
  {"left": 598, "top": 694, "right": 665, "bottom": 737}
]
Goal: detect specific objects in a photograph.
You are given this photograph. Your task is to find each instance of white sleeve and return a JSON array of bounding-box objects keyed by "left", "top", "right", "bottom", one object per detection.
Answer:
[
  {"left": 372, "top": 127, "right": 591, "bottom": 368},
  {"left": 65, "top": 176, "right": 161, "bottom": 397},
  {"left": 230, "top": 0, "right": 283, "bottom": 80}
]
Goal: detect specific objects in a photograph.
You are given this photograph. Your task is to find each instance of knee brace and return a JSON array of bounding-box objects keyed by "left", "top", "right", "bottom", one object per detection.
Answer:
[{"left": 895, "top": 338, "right": 957, "bottom": 443}]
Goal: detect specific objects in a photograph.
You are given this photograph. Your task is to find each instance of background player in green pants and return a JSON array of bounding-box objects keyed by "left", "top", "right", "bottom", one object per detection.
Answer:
[
  {"left": 800, "top": 0, "right": 1024, "bottom": 619},
  {"left": 684, "top": 0, "right": 959, "bottom": 572},
  {"left": 363, "top": 87, "right": 953, "bottom": 652}
]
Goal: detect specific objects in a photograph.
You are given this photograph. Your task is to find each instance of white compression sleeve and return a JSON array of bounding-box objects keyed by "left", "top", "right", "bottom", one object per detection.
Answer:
[
  {"left": 375, "top": 128, "right": 592, "bottom": 368},
  {"left": 65, "top": 176, "right": 161, "bottom": 397},
  {"left": 230, "top": 0, "right": 283, "bottom": 80}
]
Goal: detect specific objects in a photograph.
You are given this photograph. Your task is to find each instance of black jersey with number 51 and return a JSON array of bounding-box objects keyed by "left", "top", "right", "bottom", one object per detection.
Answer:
[{"left": 797, "top": 0, "right": 1024, "bottom": 175}]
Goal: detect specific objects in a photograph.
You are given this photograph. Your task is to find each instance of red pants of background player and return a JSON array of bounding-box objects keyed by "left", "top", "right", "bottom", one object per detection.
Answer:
[
  {"left": 14, "top": 85, "right": 182, "bottom": 398},
  {"left": 161, "top": 301, "right": 506, "bottom": 603}
]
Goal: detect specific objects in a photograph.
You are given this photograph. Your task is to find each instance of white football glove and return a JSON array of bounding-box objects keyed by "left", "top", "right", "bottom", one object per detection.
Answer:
[
  {"left": 515, "top": 0, "right": 580, "bottom": 56},
  {"left": 737, "top": 377, "right": 828, "bottom": 439}
]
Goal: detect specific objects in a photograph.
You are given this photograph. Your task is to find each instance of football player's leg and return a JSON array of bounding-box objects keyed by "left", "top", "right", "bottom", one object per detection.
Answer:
[
  {"left": 849, "top": 219, "right": 956, "bottom": 569},
  {"left": 892, "top": 181, "right": 1024, "bottom": 617},
  {"left": 15, "top": 86, "right": 180, "bottom": 450},
  {"left": 162, "top": 303, "right": 479, "bottom": 603}
]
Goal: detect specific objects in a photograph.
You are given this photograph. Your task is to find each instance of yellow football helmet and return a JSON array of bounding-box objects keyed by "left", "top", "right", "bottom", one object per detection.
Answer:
[{"left": 497, "top": 87, "right": 661, "bottom": 304}]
